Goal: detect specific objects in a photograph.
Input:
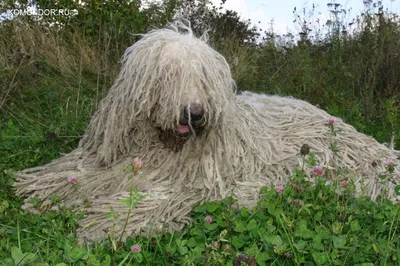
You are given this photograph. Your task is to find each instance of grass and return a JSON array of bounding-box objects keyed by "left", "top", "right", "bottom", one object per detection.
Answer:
[
  {"left": 1, "top": 1, "right": 400, "bottom": 264},
  {"left": 1, "top": 151, "right": 399, "bottom": 265}
]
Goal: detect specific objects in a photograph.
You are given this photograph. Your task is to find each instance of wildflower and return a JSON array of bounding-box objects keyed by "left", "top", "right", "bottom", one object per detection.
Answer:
[
  {"left": 361, "top": 170, "right": 368, "bottom": 176},
  {"left": 133, "top": 157, "right": 143, "bottom": 167},
  {"left": 132, "top": 157, "right": 143, "bottom": 174},
  {"left": 35, "top": 148, "right": 40, "bottom": 153},
  {"left": 68, "top": 176, "right": 77, "bottom": 184},
  {"left": 204, "top": 216, "right": 213, "bottom": 223},
  {"left": 211, "top": 241, "right": 220, "bottom": 249},
  {"left": 292, "top": 200, "right": 301, "bottom": 207},
  {"left": 222, "top": 244, "right": 232, "bottom": 253},
  {"left": 312, "top": 165, "right": 323, "bottom": 176},
  {"left": 284, "top": 252, "right": 293, "bottom": 259},
  {"left": 340, "top": 179, "right": 348, "bottom": 188},
  {"left": 300, "top": 144, "right": 310, "bottom": 156},
  {"left": 387, "top": 159, "right": 396, "bottom": 173},
  {"left": 131, "top": 244, "right": 141, "bottom": 253},
  {"left": 328, "top": 118, "right": 335, "bottom": 125},
  {"left": 275, "top": 185, "right": 284, "bottom": 194}
]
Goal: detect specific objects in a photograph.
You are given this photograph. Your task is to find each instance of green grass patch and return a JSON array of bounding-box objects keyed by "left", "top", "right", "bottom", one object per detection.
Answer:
[{"left": 1, "top": 169, "right": 399, "bottom": 265}]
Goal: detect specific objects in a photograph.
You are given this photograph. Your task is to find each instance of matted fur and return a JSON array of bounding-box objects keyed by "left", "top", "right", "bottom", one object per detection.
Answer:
[{"left": 14, "top": 21, "right": 400, "bottom": 241}]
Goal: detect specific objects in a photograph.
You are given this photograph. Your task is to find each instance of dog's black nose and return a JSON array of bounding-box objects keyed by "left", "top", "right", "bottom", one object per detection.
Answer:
[{"left": 184, "top": 104, "right": 203, "bottom": 121}]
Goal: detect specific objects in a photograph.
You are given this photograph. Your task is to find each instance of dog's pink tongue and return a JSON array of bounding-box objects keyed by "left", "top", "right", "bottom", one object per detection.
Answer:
[{"left": 177, "top": 125, "right": 190, "bottom": 134}]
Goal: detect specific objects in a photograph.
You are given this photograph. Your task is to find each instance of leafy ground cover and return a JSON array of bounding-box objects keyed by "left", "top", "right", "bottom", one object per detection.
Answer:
[{"left": 1, "top": 154, "right": 399, "bottom": 265}]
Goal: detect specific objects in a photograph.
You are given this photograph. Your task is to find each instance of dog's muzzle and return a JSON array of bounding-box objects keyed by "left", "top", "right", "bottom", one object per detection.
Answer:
[{"left": 175, "top": 103, "right": 204, "bottom": 137}]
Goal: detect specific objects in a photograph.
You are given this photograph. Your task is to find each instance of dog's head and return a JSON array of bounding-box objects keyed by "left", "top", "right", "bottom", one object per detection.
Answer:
[
  {"left": 117, "top": 21, "right": 237, "bottom": 147},
  {"left": 81, "top": 21, "right": 240, "bottom": 165}
]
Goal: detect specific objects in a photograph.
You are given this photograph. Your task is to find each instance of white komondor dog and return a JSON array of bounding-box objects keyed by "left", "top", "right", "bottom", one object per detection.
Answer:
[{"left": 14, "top": 21, "right": 399, "bottom": 241}]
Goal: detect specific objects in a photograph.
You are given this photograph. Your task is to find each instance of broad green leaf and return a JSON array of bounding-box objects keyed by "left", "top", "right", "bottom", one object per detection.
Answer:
[
  {"left": 11, "top": 247, "right": 23, "bottom": 264},
  {"left": 235, "top": 220, "right": 246, "bottom": 233},
  {"left": 120, "top": 199, "right": 133, "bottom": 206},
  {"left": 245, "top": 242, "right": 259, "bottom": 256},
  {"left": 395, "top": 185, "right": 400, "bottom": 196},
  {"left": 318, "top": 228, "right": 331, "bottom": 240},
  {"left": 11, "top": 246, "right": 38, "bottom": 265},
  {"left": 273, "top": 244, "right": 288, "bottom": 255},
  {"left": 247, "top": 219, "right": 258, "bottom": 231},
  {"left": 100, "top": 255, "right": 111, "bottom": 266},
  {"left": 267, "top": 203, "right": 276, "bottom": 215},
  {"left": 295, "top": 220, "right": 314, "bottom": 239},
  {"left": 240, "top": 207, "right": 250, "bottom": 218},
  {"left": 312, "top": 251, "right": 328, "bottom": 265},
  {"left": 372, "top": 243, "right": 380, "bottom": 254},
  {"left": 312, "top": 234, "right": 324, "bottom": 251},
  {"left": 187, "top": 237, "right": 197, "bottom": 248},
  {"left": 256, "top": 252, "right": 272, "bottom": 264},
  {"left": 176, "top": 239, "right": 187, "bottom": 246},
  {"left": 133, "top": 253, "right": 143, "bottom": 263},
  {"left": 178, "top": 245, "right": 188, "bottom": 255},
  {"left": 332, "top": 222, "right": 342, "bottom": 235},
  {"left": 350, "top": 220, "right": 361, "bottom": 232},
  {"left": 267, "top": 224, "right": 277, "bottom": 233},
  {"left": 271, "top": 235, "right": 283, "bottom": 246},
  {"left": 86, "top": 254, "right": 101, "bottom": 266},
  {"left": 0, "top": 200, "right": 9, "bottom": 213},
  {"left": 165, "top": 244, "right": 177, "bottom": 255},
  {"left": 205, "top": 222, "right": 218, "bottom": 231},
  {"left": 294, "top": 240, "right": 307, "bottom": 252},
  {"left": 314, "top": 211, "right": 323, "bottom": 221},
  {"left": 190, "top": 225, "right": 203, "bottom": 237},
  {"left": 333, "top": 236, "right": 347, "bottom": 249},
  {"left": 232, "top": 235, "right": 244, "bottom": 249},
  {"left": 281, "top": 213, "right": 294, "bottom": 228},
  {"left": 206, "top": 203, "right": 218, "bottom": 213},
  {"left": 70, "top": 247, "right": 88, "bottom": 260}
]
